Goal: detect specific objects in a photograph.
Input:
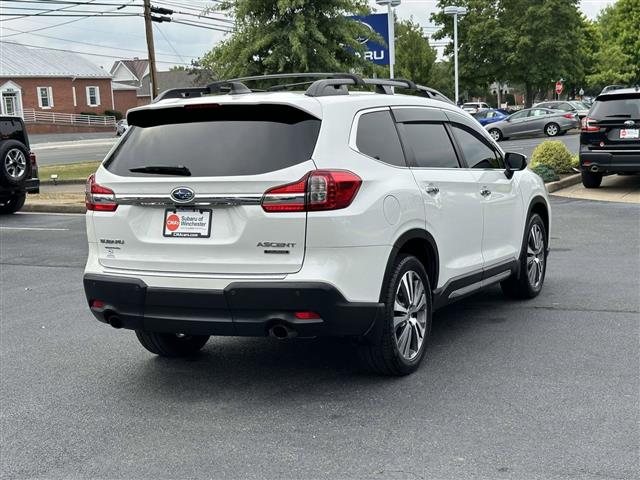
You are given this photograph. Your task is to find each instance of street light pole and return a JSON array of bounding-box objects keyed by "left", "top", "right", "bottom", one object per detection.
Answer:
[
  {"left": 444, "top": 5, "right": 467, "bottom": 105},
  {"left": 376, "top": 0, "right": 401, "bottom": 79}
]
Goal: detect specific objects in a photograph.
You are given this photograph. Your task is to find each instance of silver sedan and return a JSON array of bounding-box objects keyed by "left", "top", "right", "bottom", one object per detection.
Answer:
[{"left": 485, "top": 108, "right": 580, "bottom": 141}]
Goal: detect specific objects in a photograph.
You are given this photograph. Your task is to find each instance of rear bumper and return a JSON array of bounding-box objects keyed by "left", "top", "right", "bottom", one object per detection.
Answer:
[
  {"left": 580, "top": 150, "right": 640, "bottom": 173},
  {"left": 83, "top": 274, "right": 383, "bottom": 338},
  {"left": 24, "top": 177, "right": 40, "bottom": 194}
]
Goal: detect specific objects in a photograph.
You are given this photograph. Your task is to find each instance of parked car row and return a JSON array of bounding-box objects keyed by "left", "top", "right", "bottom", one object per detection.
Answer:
[{"left": 482, "top": 108, "right": 580, "bottom": 141}]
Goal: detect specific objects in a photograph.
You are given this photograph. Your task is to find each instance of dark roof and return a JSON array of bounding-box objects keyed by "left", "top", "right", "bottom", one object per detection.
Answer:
[
  {"left": 137, "top": 70, "right": 198, "bottom": 97},
  {"left": 113, "top": 59, "right": 149, "bottom": 82}
]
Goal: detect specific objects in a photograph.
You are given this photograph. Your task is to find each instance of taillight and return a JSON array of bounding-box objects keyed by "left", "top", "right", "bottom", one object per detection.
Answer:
[
  {"left": 29, "top": 151, "right": 37, "bottom": 166},
  {"left": 563, "top": 113, "right": 576, "bottom": 119},
  {"left": 85, "top": 174, "right": 117, "bottom": 211},
  {"left": 261, "top": 170, "right": 362, "bottom": 213},
  {"left": 582, "top": 116, "right": 600, "bottom": 132}
]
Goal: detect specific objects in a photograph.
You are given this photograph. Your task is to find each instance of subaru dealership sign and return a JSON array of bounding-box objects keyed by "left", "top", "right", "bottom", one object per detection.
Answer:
[{"left": 351, "top": 13, "right": 390, "bottom": 65}]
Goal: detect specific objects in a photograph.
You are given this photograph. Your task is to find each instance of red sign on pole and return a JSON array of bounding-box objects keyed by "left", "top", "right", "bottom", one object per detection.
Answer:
[{"left": 555, "top": 81, "right": 563, "bottom": 95}]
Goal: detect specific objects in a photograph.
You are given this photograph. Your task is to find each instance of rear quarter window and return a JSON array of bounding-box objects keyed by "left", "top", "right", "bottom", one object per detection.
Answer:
[{"left": 105, "top": 104, "right": 321, "bottom": 177}]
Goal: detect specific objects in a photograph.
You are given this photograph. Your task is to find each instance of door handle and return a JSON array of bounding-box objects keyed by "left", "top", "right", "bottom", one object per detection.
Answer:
[
  {"left": 425, "top": 184, "right": 440, "bottom": 195},
  {"left": 480, "top": 187, "right": 491, "bottom": 197}
]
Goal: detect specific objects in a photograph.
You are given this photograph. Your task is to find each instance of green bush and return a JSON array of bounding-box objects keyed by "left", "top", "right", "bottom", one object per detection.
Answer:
[
  {"left": 571, "top": 154, "right": 579, "bottom": 170},
  {"left": 104, "top": 109, "right": 123, "bottom": 120},
  {"left": 531, "top": 164, "right": 559, "bottom": 183},
  {"left": 530, "top": 140, "right": 574, "bottom": 174}
]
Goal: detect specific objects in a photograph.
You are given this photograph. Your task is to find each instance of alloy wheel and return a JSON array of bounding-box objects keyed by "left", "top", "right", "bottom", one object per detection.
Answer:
[
  {"left": 4, "top": 149, "right": 26, "bottom": 179},
  {"left": 527, "top": 224, "right": 545, "bottom": 288},
  {"left": 490, "top": 129, "right": 501, "bottom": 141},
  {"left": 393, "top": 270, "right": 428, "bottom": 361},
  {"left": 546, "top": 124, "right": 559, "bottom": 136}
]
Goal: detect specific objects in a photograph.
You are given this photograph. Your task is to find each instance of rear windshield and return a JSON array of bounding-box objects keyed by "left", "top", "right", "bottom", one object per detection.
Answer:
[
  {"left": 105, "top": 104, "right": 321, "bottom": 177},
  {"left": 591, "top": 95, "right": 640, "bottom": 118}
]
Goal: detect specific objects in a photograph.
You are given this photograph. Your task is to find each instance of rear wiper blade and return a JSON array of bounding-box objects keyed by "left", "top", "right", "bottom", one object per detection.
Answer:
[
  {"left": 129, "top": 165, "right": 191, "bottom": 176},
  {"left": 604, "top": 114, "right": 632, "bottom": 118}
]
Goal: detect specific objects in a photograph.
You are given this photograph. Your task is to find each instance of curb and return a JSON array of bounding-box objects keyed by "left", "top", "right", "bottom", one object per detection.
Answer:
[
  {"left": 546, "top": 173, "right": 581, "bottom": 193},
  {"left": 23, "top": 203, "right": 86, "bottom": 214},
  {"left": 42, "top": 179, "right": 86, "bottom": 186}
]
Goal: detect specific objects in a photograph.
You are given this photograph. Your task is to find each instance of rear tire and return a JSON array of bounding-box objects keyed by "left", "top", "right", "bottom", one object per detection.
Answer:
[
  {"left": 544, "top": 123, "right": 560, "bottom": 137},
  {"left": 0, "top": 192, "right": 26, "bottom": 214},
  {"left": 501, "top": 213, "right": 547, "bottom": 299},
  {"left": 489, "top": 128, "right": 502, "bottom": 141},
  {"left": 581, "top": 170, "right": 602, "bottom": 188},
  {"left": 358, "top": 255, "right": 432, "bottom": 376},
  {"left": 135, "top": 330, "right": 209, "bottom": 357}
]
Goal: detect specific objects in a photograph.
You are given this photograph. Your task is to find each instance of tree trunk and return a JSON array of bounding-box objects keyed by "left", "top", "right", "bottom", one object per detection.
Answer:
[{"left": 524, "top": 82, "right": 534, "bottom": 108}]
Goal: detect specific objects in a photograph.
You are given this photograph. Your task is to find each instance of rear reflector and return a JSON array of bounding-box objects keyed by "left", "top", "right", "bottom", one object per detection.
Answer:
[
  {"left": 29, "top": 151, "right": 37, "bottom": 166},
  {"left": 262, "top": 170, "right": 362, "bottom": 213},
  {"left": 90, "top": 299, "right": 105, "bottom": 309},
  {"left": 85, "top": 174, "right": 117, "bottom": 211},
  {"left": 294, "top": 311, "right": 321, "bottom": 320}
]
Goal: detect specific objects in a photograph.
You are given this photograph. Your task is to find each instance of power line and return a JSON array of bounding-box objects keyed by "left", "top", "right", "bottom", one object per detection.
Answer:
[
  {"left": 0, "top": 24, "right": 198, "bottom": 58},
  {"left": 0, "top": 39, "right": 190, "bottom": 64},
  {"left": 153, "top": 22, "right": 186, "bottom": 64},
  {"left": 0, "top": 0, "right": 99, "bottom": 22}
]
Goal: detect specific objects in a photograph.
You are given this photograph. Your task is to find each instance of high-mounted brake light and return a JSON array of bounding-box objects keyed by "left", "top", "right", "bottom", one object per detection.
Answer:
[
  {"left": 261, "top": 170, "right": 362, "bottom": 213},
  {"left": 85, "top": 174, "right": 117, "bottom": 212},
  {"left": 582, "top": 116, "right": 600, "bottom": 132}
]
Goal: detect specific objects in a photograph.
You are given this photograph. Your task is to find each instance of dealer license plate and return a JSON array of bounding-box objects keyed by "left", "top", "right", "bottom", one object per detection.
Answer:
[
  {"left": 163, "top": 209, "right": 212, "bottom": 238},
  {"left": 620, "top": 129, "right": 639, "bottom": 139}
]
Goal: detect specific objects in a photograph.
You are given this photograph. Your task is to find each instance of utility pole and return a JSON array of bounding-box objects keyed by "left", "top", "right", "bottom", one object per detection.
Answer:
[{"left": 143, "top": 0, "right": 159, "bottom": 100}]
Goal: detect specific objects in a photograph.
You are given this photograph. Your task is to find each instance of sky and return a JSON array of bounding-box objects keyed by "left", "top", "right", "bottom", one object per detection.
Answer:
[{"left": 0, "top": 0, "right": 617, "bottom": 73}]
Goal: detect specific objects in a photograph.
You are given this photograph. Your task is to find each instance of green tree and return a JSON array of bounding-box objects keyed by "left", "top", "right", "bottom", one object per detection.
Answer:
[
  {"left": 596, "top": 0, "right": 640, "bottom": 84},
  {"left": 431, "top": 0, "right": 586, "bottom": 106},
  {"left": 428, "top": 60, "right": 454, "bottom": 100},
  {"left": 198, "top": 0, "right": 375, "bottom": 79},
  {"left": 395, "top": 17, "right": 437, "bottom": 86},
  {"left": 586, "top": 43, "right": 635, "bottom": 88}
]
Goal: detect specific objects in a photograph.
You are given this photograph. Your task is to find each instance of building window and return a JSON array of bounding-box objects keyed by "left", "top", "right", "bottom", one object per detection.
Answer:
[
  {"left": 86, "top": 86, "right": 100, "bottom": 107},
  {"left": 37, "top": 87, "right": 53, "bottom": 108}
]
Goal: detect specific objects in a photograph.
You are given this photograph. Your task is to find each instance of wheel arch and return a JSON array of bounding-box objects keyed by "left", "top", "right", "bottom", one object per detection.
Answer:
[
  {"left": 380, "top": 229, "right": 440, "bottom": 301},
  {"left": 527, "top": 195, "right": 550, "bottom": 245}
]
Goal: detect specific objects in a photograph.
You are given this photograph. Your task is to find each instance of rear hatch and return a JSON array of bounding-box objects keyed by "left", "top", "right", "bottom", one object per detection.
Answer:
[
  {"left": 582, "top": 93, "right": 640, "bottom": 150},
  {"left": 89, "top": 102, "right": 321, "bottom": 275}
]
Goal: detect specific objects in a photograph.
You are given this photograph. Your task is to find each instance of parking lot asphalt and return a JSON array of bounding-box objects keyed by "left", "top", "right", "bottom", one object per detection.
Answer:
[
  {"left": 500, "top": 132, "right": 579, "bottom": 158},
  {"left": 1, "top": 198, "right": 638, "bottom": 480}
]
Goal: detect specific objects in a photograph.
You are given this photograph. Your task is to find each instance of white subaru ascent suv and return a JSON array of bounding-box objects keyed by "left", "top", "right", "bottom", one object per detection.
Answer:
[{"left": 84, "top": 74, "right": 550, "bottom": 376}]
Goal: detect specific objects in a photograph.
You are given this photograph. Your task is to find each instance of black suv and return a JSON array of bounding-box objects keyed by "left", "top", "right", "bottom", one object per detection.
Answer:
[
  {"left": 0, "top": 116, "right": 39, "bottom": 213},
  {"left": 579, "top": 88, "right": 640, "bottom": 188}
]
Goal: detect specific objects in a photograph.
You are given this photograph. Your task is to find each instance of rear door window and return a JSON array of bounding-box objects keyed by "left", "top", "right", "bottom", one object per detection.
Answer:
[
  {"left": 355, "top": 110, "right": 406, "bottom": 167},
  {"left": 400, "top": 123, "right": 460, "bottom": 168},
  {"left": 105, "top": 104, "right": 321, "bottom": 177}
]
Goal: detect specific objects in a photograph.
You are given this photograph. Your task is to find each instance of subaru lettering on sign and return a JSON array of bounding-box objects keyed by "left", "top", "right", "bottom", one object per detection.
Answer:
[
  {"left": 350, "top": 13, "right": 390, "bottom": 66},
  {"left": 170, "top": 187, "right": 195, "bottom": 203}
]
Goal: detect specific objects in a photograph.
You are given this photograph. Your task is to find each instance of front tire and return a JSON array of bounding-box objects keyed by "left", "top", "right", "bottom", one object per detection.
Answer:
[
  {"left": 0, "top": 192, "right": 26, "bottom": 214},
  {"left": 581, "top": 170, "right": 602, "bottom": 188},
  {"left": 501, "top": 213, "right": 547, "bottom": 299},
  {"left": 544, "top": 123, "right": 560, "bottom": 137},
  {"left": 135, "top": 330, "right": 209, "bottom": 357},
  {"left": 359, "top": 255, "right": 432, "bottom": 376}
]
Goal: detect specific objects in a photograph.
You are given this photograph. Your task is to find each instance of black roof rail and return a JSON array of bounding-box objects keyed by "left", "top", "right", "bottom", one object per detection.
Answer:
[
  {"left": 153, "top": 72, "right": 453, "bottom": 103},
  {"left": 154, "top": 73, "right": 365, "bottom": 102}
]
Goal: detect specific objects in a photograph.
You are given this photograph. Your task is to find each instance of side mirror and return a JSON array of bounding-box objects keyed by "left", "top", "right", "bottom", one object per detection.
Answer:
[{"left": 504, "top": 152, "right": 527, "bottom": 179}]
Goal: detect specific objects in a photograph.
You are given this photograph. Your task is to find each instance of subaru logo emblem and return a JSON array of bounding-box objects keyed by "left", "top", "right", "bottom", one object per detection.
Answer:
[
  {"left": 624, "top": 120, "right": 635, "bottom": 127},
  {"left": 170, "top": 187, "right": 195, "bottom": 203}
]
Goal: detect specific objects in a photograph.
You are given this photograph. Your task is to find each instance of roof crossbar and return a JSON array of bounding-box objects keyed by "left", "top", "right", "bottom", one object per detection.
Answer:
[
  {"left": 154, "top": 73, "right": 365, "bottom": 102},
  {"left": 153, "top": 72, "right": 452, "bottom": 104}
]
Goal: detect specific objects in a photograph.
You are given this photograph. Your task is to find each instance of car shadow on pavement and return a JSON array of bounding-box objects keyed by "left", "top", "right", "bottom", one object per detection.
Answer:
[{"left": 126, "top": 286, "right": 513, "bottom": 401}]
